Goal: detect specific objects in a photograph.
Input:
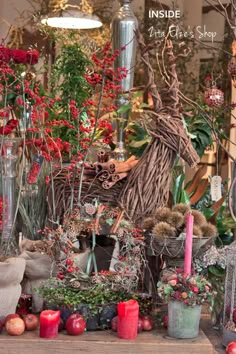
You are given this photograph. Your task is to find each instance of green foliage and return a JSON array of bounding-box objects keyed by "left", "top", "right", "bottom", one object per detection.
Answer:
[
  {"left": 126, "top": 122, "right": 151, "bottom": 157},
  {"left": 51, "top": 42, "right": 91, "bottom": 111},
  {"left": 201, "top": 199, "right": 236, "bottom": 246},
  {"left": 46, "top": 41, "right": 93, "bottom": 156},
  {"left": 172, "top": 173, "right": 191, "bottom": 205},
  {"left": 38, "top": 280, "right": 152, "bottom": 316},
  {"left": 39, "top": 282, "right": 127, "bottom": 314},
  {"left": 182, "top": 109, "right": 213, "bottom": 158}
]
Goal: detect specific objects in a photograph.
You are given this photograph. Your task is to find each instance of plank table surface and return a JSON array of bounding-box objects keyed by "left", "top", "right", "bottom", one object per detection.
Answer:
[{"left": 0, "top": 327, "right": 216, "bottom": 354}]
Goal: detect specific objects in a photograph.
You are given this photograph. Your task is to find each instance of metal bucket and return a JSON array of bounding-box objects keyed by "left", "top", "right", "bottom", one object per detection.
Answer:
[{"left": 168, "top": 301, "right": 201, "bottom": 339}]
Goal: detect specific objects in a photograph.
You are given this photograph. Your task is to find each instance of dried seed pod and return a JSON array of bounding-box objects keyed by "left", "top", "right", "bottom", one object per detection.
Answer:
[
  {"left": 172, "top": 203, "right": 191, "bottom": 216},
  {"left": 84, "top": 203, "right": 97, "bottom": 215},
  {"left": 193, "top": 225, "right": 203, "bottom": 237},
  {"left": 167, "top": 211, "right": 185, "bottom": 228},
  {"left": 143, "top": 217, "right": 155, "bottom": 230},
  {"left": 201, "top": 223, "right": 217, "bottom": 238},
  {"left": 154, "top": 207, "right": 171, "bottom": 223},
  {"left": 191, "top": 209, "right": 207, "bottom": 227},
  {"left": 152, "top": 222, "right": 176, "bottom": 239}
]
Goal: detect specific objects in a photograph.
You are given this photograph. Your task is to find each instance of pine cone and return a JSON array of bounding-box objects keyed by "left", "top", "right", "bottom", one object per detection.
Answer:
[{"left": 71, "top": 280, "right": 81, "bottom": 289}]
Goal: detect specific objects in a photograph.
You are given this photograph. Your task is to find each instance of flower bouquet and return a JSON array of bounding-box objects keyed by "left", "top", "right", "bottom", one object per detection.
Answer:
[
  {"left": 157, "top": 270, "right": 215, "bottom": 306},
  {"left": 157, "top": 270, "right": 216, "bottom": 338}
]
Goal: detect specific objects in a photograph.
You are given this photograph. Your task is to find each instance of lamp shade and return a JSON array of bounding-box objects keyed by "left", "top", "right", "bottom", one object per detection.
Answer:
[{"left": 41, "top": 9, "right": 102, "bottom": 29}]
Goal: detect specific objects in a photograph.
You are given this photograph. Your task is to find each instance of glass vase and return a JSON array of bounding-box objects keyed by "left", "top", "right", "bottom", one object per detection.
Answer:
[{"left": 0, "top": 137, "right": 22, "bottom": 252}]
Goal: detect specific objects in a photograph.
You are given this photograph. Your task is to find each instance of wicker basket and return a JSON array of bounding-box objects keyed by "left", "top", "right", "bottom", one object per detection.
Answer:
[{"left": 149, "top": 236, "right": 213, "bottom": 259}]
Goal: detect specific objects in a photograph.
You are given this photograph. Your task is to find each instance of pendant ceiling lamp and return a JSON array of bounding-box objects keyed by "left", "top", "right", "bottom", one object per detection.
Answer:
[{"left": 41, "top": 0, "right": 102, "bottom": 29}]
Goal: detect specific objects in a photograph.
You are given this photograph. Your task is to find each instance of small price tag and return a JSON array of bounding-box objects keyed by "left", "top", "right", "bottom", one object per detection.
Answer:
[
  {"left": 210, "top": 175, "right": 222, "bottom": 201},
  {"left": 27, "top": 155, "right": 44, "bottom": 184}
]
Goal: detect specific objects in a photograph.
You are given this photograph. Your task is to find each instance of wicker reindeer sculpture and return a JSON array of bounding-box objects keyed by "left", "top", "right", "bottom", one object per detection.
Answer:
[{"left": 119, "top": 31, "right": 199, "bottom": 224}]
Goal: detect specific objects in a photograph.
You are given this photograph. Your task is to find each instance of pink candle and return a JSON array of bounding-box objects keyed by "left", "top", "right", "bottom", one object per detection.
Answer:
[
  {"left": 39, "top": 310, "right": 60, "bottom": 338},
  {"left": 117, "top": 299, "right": 139, "bottom": 339},
  {"left": 184, "top": 213, "right": 194, "bottom": 276}
]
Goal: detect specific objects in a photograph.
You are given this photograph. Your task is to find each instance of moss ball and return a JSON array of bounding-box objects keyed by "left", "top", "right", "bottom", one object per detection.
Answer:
[
  {"left": 172, "top": 203, "right": 191, "bottom": 216},
  {"left": 152, "top": 222, "right": 176, "bottom": 239},
  {"left": 191, "top": 209, "right": 207, "bottom": 227},
  {"left": 201, "top": 223, "right": 217, "bottom": 238},
  {"left": 167, "top": 212, "right": 185, "bottom": 228},
  {"left": 143, "top": 217, "right": 155, "bottom": 230},
  {"left": 154, "top": 207, "right": 171, "bottom": 223}
]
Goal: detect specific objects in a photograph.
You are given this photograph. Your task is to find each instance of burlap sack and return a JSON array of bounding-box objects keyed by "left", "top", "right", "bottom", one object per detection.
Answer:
[
  {"left": 0, "top": 257, "right": 26, "bottom": 322},
  {"left": 19, "top": 251, "right": 57, "bottom": 313}
]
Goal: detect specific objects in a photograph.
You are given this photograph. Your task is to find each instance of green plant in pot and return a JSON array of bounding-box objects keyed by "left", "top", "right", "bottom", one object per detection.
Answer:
[
  {"left": 39, "top": 278, "right": 135, "bottom": 330},
  {"left": 157, "top": 270, "right": 215, "bottom": 339}
]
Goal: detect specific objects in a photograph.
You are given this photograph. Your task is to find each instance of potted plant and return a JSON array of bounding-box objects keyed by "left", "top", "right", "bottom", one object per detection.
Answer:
[
  {"left": 157, "top": 270, "right": 215, "bottom": 339},
  {"left": 39, "top": 278, "right": 132, "bottom": 330}
]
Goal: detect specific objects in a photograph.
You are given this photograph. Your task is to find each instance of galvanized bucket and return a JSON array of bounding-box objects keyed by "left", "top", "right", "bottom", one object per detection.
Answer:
[{"left": 168, "top": 301, "right": 201, "bottom": 339}]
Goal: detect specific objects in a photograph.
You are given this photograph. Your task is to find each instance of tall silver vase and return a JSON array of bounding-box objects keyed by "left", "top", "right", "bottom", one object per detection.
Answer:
[
  {"left": 0, "top": 138, "right": 21, "bottom": 252},
  {"left": 111, "top": 0, "right": 138, "bottom": 160}
]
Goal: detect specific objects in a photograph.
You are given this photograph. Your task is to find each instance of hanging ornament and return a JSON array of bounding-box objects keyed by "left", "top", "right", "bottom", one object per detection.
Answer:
[
  {"left": 204, "top": 84, "right": 224, "bottom": 108},
  {"left": 228, "top": 40, "right": 236, "bottom": 88}
]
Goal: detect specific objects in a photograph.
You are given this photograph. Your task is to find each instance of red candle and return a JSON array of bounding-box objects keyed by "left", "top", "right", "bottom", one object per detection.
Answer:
[
  {"left": 184, "top": 213, "right": 194, "bottom": 276},
  {"left": 39, "top": 310, "right": 60, "bottom": 338},
  {"left": 117, "top": 299, "right": 139, "bottom": 339}
]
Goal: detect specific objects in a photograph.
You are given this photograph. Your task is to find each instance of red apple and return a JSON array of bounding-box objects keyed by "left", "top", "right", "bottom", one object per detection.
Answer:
[
  {"left": 4, "top": 314, "right": 20, "bottom": 325},
  {"left": 137, "top": 318, "right": 144, "bottom": 333},
  {"left": 111, "top": 316, "right": 118, "bottom": 331},
  {"left": 66, "top": 313, "right": 86, "bottom": 335},
  {"left": 227, "top": 342, "right": 236, "bottom": 354},
  {"left": 5, "top": 317, "right": 25, "bottom": 336},
  {"left": 23, "top": 314, "right": 39, "bottom": 331},
  {"left": 140, "top": 315, "right": 154, "bottom": 331}
]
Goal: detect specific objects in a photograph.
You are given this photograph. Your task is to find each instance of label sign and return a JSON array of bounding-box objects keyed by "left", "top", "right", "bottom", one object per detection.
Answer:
[{"left": 210, "top": 175, "right": 222, "bottom": 201}]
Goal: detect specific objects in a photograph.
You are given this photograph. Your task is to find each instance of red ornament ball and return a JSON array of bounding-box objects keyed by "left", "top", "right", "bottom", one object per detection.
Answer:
[{"left": 204, "top": 88, "right": 224, "bottom": 107}]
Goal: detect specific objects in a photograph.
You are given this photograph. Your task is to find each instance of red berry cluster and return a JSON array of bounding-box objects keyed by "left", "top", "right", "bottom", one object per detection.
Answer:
[{"left": 27, "top": 162, "right": 41, "bottom": 184}]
